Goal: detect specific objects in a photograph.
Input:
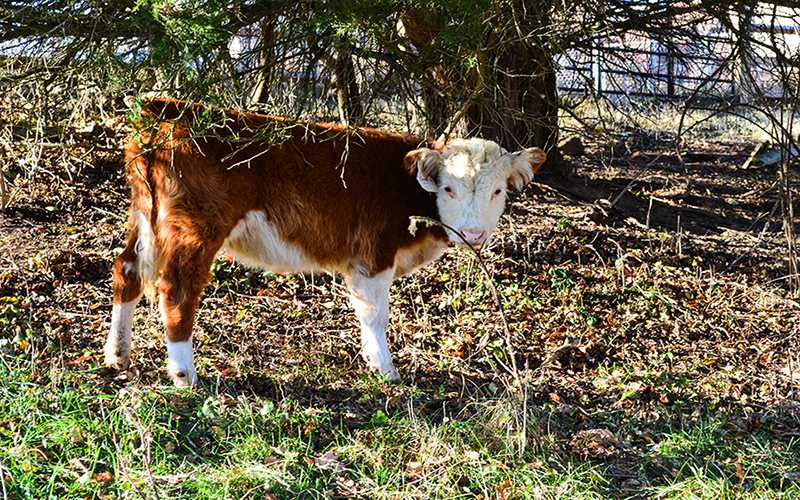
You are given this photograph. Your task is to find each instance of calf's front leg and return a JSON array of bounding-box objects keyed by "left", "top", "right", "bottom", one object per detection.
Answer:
[{"left": 345, "top": 266, "right": 399, "bottom": 381}]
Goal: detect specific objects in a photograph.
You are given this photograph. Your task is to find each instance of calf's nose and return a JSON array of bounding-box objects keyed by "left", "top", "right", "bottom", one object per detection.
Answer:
[{"left": 459, "top": 228, "right": 486, "bottom": 245}]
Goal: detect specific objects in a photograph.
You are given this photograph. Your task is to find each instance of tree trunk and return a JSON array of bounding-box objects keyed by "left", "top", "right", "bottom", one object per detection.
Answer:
[
  {"left": 419, "top": 73, "right": 451, "bottom": 137},
  {"left": 465, "top": 45, "right": 560, "bottom": 151},
  {"left": 402, "top": 2, "right": 565, "bottom": 175},
  {"left": 733, "top": 2, "right": 757, "bottom": 102},
  {"left": 250, "top": 16, "right": 277, "bottom": 106},
  {"left": 399, "top": 10, "right": 451, "bottom": 136},
  {"left": 465, "top": 1, "right": 565, "bottom": 176},
  {"left": 333, "top": 40, "right": 364, "bottom": 125}
]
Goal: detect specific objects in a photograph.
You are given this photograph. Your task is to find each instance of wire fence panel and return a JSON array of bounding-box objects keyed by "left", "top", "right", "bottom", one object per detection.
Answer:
[{"left": 557, "top": 13, "right": 797, "bottom": 104}]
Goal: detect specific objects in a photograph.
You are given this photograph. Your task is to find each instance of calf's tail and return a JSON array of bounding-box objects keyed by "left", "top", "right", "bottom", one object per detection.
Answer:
[{"left": 124, "top": 137, "right": 161, "bottom": 299}]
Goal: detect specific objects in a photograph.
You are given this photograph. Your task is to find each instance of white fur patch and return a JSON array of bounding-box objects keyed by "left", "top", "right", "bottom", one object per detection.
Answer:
[
  {"left": 157, "top": 284, "right": 196, "bottom": 386},
  {"left": 223, "top": 210, "right": 316, "bottom": 273},
  {"left": 166, "top": 338, "right": 197, "bottom": 387},
  {"left": 133, "top": 210, "right": 157, "bottom": 284},
  {"left": 104, "top": 300, "right": 138, "bottom": 369},
  {"left": 158, "top": 293, "right": 169, "bottom": 325},
  {"left": 347, "top": 267, "right": 399, "bottom": 381},
  {"left": 412, "top": 138, "right": 538, "bottom": 247}
]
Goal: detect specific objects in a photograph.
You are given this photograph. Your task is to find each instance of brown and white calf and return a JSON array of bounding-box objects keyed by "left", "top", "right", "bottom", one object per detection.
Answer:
[{"left": 105, "top": 99, "right": 545, "bottom": 386}]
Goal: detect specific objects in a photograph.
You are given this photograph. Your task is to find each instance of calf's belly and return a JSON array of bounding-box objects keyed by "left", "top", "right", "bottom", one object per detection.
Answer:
[
  {"left": 220, "top": 210, "right": 448, "bottom": 278},
  {"left": 222, "top": 210, "right": 318, "bottom": 274}
]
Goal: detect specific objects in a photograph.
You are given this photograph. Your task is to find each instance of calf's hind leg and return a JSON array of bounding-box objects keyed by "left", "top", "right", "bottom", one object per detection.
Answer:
[
  {"left": 158, "top": 233, "right": 222, "bottom": 387},
  {"left": 105, "top": 214, "right": 152, "bottom": 370}
]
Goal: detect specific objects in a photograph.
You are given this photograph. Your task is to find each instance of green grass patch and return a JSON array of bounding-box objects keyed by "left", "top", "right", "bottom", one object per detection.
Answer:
[{"left": 1, "top": 351, "right": 798, "bottom": 498}]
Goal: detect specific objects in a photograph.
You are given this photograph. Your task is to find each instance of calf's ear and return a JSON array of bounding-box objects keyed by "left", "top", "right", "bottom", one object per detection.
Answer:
[
  {"left": 404, "top": 148, "right": 443, "bottom": 193},
  {"left": 505, "top": 147, "right": 546, "bottom": 191}
]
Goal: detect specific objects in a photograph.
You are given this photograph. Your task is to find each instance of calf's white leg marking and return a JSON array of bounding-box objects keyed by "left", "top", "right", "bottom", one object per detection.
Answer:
[
  {"left": 159, "top": 295, "right": 198, "bottom": 387},
  {"left": 346, "top": 267, "right": 399, "bottom": 381},
  {"left": 105, "top": 211, "right": 156, "bottom": 371},
  {"left": 104, "top": 299, "right": 138, "bottom": 369},
  {"left": 166, "top": 338, "right": 197, "bottom": 387}
]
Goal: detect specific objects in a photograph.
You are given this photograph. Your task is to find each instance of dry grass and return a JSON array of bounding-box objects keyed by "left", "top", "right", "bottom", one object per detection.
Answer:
[{"left": 559, "top": 99, "right": 792, "bottom": 144}]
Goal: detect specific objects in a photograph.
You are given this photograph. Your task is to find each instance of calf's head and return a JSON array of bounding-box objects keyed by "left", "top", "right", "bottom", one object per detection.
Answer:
[{"left": 405, "top": 138, "right": 546, "bottom": 246}]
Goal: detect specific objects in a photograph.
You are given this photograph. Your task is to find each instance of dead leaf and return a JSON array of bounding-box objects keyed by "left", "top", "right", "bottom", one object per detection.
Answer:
[
  {"left": 313, "top": 450, "right": 345, "bottom": 473},
  {"left": 735, "top": 460, "right": 745, "bottom": 480},
  {"left": 68, "top": 458, "right": 89, "bottom": 474},
  {"left": 66, "top": 353, "right": 92, "bottom": 366},
  {"left": 783, "top": 471, "right": 800, "bottom": 484},
  {"left": 496, "top": 479, "right": 515, "bottom": 499},
  {"left": 621, "top": 478, "right": 642, "bottom": 490},
  {"left": 465, "top": 449, "right": 480, "bottom": 461},
  {"left": 92, "top": 471, "right": 113, "bottom": 484},
  {"left": 404, "top": 461, "right": 423, "bottom": 479},
  {"left": 570, "top": 429, "right": 618, "bottom": 458}
]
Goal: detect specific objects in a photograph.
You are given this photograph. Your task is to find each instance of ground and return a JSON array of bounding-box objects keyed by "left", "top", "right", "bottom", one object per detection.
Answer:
[{"left": 0, "top": 115, "right": 799, "bottom": 498}]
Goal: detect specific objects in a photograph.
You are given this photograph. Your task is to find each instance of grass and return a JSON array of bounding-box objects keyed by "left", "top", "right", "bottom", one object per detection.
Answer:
[
  {"left": 1, "top": 347, "right": 799, "bottom": 498},
  {"left": 0, "top": 355, "right": 606, "bottom": 498},
  {"left": 2, "top": 245, "right": 798, "bottom": 498},
  {"left": 559, "top": 99, "right": 785, "bottom": 143}
]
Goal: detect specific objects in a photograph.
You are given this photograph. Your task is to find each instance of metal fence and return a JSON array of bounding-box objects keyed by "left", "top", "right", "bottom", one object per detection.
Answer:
[
  {"left": 557, "top": 32, "right": 738, "bottom": 102},
  {"left": 557, "top": 12, "right": 799, "bottom": 103}
]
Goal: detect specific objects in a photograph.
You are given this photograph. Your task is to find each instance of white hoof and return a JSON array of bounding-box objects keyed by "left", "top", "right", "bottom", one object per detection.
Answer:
[
  {"left": 381, "top": 366, "right": 401, "bottom": 383},
  {"left": 166, "top": 339, "right": 197, "bottom": 387},
  {"left": 104, "top": 341, "right": 130, "bottom": 370},
  {"left": 363, "top": 352, "right": 400, "bottom": 382},
  {"left": 105, "top": 301, "right": 136, "bottom": 370},
  {"left": 167, "top": 361, "right": 198, "bottom": 387}
]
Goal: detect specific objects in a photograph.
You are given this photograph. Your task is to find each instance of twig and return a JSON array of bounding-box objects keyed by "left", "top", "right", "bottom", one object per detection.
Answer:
[
  {"left": 111, "top": 431, "right": 149, "bottom": 500},
  {"left": 92, "top": 206, "right": 125, "bottom": 221},
  {"left": 0, "top": 160, "right": 7, "bottom": 209},
  {"left": 122, "top": 405, "right": 162, "bottom": 500},
  {"left": 530, "top": 181, "right": 601, "bottom": 214},
  {"left": 726, "top": 199, "right": 780, "bottom": 271},
  {"left": 609, "top": 173, "right": 670, "bottom": 211},
  {"left": 0, "top": 459, "right": 7, "bottom": 500},
  {"left": 409, "top": 216, "right": 518, "bottom": 380}
]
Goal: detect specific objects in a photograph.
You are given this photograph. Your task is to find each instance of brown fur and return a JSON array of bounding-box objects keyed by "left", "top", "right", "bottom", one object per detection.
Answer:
[
  {"left": 112, "top": 99, "right": 447, "bottom": 343},
  {"left": 111, "top": 231, "right": 142, "bottom": 304}
]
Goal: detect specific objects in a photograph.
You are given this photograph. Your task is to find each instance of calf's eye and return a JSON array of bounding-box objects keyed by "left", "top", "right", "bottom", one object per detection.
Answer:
[{"left": 494, "top": 189, "right": 502, "bottom": 195}]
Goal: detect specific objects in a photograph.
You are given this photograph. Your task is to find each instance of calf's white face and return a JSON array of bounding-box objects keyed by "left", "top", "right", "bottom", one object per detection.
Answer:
[{"left": 406, "top": 138, "right": 546, "bottom": 246}]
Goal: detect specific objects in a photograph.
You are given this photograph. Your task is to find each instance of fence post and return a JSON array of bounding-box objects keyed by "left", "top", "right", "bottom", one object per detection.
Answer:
[
  {"left": 666, "top": 45, "right": 675, "bottom": 99},
  {"left": 592, "top": 40, "right": 603, "bottom": 96},
  {"left": 735, "top": 4, "right": 755, "bottom": 103}
]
